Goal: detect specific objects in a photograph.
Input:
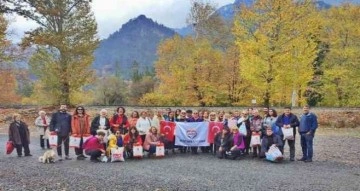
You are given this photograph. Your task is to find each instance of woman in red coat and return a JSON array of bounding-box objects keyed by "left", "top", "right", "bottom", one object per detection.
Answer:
[
  {"left": 71, "top": 106, "right": 91, "bottom": 160},
  {"left": 123, "top": 126, "right": 142, "bottom": 158},
  {"left": 110, "top": 107, "right": 130, "bottom": 135}
]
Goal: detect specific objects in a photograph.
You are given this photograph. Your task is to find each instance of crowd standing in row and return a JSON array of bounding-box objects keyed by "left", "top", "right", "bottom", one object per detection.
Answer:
[{"left": 8, "top": 105, "right": 318, "bottom": 163}]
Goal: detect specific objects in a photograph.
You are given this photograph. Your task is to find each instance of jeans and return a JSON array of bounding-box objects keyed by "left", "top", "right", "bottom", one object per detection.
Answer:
[
  {"left": 148, "top": 145, "right": 156, "bottom": 154},
  {"left": 75, "top": 137, "right": 84, "bottom": 156},
  {"left": 300, "top": 133, "right": 314, "bottom": 160},
  {"left": 281, "top": 135, "right": 295, "bottom": 160},
  {"left": 86, "top": 150, "right": 102, "bottom": 160},
  {"left": 57, "top": 135, "right": 70, "bottom": 157}
]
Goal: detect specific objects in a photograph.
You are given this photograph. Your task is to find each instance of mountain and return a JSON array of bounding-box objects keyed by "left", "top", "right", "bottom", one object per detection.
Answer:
[
  {"left": 175, "top": 0, "right": 333, "bottom": 36},
  {"left": 93, "top": 15, "right": 176, "bottom": 78}
]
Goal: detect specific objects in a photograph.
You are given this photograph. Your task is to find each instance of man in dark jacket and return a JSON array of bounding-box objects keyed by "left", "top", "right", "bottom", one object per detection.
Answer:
[
  {"left": 260, "top": 126, "right": 283, "bottom": 158},
  {"left": 50, "top": 104, "right": 72, "bottom": 161},
  {"left": 275, "top": 107, "right": 299, "bottom": 161},
  {"left": 298, "top": 105, "right": 318, "bottom": 162}
]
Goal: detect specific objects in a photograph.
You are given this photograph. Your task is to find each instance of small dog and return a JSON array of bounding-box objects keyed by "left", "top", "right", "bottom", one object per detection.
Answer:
[{"left": 38, "top": 150, "right": 56, "bottom": 164}]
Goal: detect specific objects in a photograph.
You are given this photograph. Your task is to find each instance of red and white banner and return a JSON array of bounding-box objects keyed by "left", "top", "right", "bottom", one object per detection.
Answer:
[
  {"left": 208, "top": 122, "right": 224, "bottom": 144},
  {"left": 160, "top": 121, "right": 176, "bottom": 142}
]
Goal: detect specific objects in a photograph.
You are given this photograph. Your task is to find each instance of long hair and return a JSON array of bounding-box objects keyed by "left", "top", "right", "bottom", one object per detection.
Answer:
[
  {"left": 128, "top": 126, "right": 139, "bottom": 138},
  {"left": 269, "top": 109, "right": 278, "bottom": 117},
  {"left": 74, "top": 106, "right": 86, "bottom": 115}
]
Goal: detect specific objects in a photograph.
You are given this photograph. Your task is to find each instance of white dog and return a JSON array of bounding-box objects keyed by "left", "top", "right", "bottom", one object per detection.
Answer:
[{"left": 38, "top": 150, "right": 56, "bottom": 164}]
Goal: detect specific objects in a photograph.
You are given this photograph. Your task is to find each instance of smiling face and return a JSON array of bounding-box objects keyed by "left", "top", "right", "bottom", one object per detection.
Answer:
[{"left": 150, "top": 127, "right": 157, "bottom": 134}]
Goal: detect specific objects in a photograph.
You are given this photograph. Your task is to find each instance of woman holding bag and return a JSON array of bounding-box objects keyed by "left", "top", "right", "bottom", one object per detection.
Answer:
[
  {"left": 71, "top": 106, "right": 91, "bottom": 160},
  {"left": 143, "top": 126, "right": 161, "bottom": 157},
  {"left": 35, "top": 111, "right": 51, "bottom": 149},
  {"left": 237, "top": 110, "right": 251, "bottom": 155}
]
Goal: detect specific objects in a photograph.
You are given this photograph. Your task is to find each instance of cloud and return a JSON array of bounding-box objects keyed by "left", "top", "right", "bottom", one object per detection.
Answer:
[{"left": 7, "top": 0, "right": 234, "bottom": 41}]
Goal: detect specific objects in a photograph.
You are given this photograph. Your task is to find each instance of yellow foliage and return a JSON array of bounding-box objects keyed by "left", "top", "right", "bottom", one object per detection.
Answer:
[{"left": 233, "top": 0, "right": 322, "bottom": 106}]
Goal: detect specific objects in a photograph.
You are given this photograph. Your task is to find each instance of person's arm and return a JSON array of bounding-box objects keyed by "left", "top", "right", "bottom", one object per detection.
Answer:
[
  {"left": 275, "top": 135, "right": 283, "bottom": 147},
  {"left": 309, "top": 114, "right": 318, "bottom": 135},
  {"left": 49, "top": 113, "right": 56, "bottom": 131},
  {"left": 71, "top": 115, "right": 75, "bottom": 135},
  {"left": 275, "top": 116, "right": 283, "bottom": 129},
  {"left": 290, "top": 115, "right": 300, "bottom": 128},
  {"left": 105, "top": 118, "right": 111, "bottom": 130}
]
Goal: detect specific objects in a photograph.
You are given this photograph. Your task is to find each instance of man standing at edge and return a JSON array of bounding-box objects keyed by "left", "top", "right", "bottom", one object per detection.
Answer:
[
  {"left": 50, "top": 104, "right": 72, "bottom": 161},
  {"left": 298, "top": 105, "right": 318, "bottom": 162}
]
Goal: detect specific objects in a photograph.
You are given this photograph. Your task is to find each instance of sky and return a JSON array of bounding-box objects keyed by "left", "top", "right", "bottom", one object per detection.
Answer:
[{"left": 7, "top": 0, "right": 235, "bottom": 42}]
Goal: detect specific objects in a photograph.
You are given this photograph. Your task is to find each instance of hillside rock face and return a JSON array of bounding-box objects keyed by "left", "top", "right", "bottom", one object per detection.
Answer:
[{"left": 93, "top": 15, "right": 176, "bottom": 78}]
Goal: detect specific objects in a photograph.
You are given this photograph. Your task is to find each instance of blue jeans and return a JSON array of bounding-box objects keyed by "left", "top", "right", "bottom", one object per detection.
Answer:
[
  {"left": 149, "top": 145, "right": 156, "bottom": 154},
  {"left": 300, "top": 133, "right": 314, "bottom": 160}
]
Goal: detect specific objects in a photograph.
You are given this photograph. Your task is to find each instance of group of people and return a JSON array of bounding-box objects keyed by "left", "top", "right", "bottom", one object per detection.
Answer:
[{"left": 8, "top": 104, "right": 318, "bottom": 163}]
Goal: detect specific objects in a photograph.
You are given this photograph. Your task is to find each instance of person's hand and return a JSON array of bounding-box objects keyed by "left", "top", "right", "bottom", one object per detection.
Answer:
[
  {"left": 100, "top": 149, "right": 105, "bottom": 153},
  {"left": 219, "top": 147, "right": 223, "bottom": 152}
]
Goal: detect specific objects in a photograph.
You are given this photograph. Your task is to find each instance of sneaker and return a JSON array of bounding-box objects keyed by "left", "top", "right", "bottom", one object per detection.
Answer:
[
  {"left": 65, "top": 156, "right": 72, "bottom": 160},
  {"left": 77, "top": 155, "right": 85, "bottom": 160}
]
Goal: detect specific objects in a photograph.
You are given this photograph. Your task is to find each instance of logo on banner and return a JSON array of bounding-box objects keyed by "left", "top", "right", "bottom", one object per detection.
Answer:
[
  {"left": 186, "top": 128, "right": 197, "bottom": 139},
  {"left": 163, "top": 126, "right": 171, "bottom": 134},
  {"left": 212, "top": 126, "right": 220, "bottom": 134}
]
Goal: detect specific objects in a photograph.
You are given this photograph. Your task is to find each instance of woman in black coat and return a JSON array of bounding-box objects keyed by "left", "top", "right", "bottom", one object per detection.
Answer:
[
  {"left": 90, "top": 109, "right": 111, "bottom": 136},
  {"left": 9, "top": 114, "right": 31, "bottom": 157},
  {"left": 214, "top": 126, "right": 233, "bottom": 159}
]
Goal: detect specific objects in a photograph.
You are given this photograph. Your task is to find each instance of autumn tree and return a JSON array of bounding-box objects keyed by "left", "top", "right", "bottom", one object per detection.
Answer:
[
  {"left": 321, "top": 4, "right": 360, "bottom": 106},
  {"left": 0, "top": 15, "right": 20, "bottom": 104},
  {"left": 233, "top": 0, "right": 322, "bottom": 106},
  {"left": 141, "top": 36, "right": 227, "bottom": 106},
  {"left": 4, "top": 0, "right": 98, "bottom": 105}
]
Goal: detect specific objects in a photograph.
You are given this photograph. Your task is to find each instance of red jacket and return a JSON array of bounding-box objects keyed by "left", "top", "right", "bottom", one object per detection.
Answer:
[
  {"left": 123, "top": 134, "right": 142, "bottom": 145},
  {"left": 83, "top": 137, "right": 104, "bottom": 152},
  {"left": 110, "top": 114, "right": 130, "bottom": 132},
  {"left": 71, "top": 114, "right": 91, "bottom": 137}
]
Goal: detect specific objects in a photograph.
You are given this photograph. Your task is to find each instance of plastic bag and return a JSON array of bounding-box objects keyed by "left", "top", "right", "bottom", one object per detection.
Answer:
[
  {"left": 133, "top": 143, "right": 143, "bottom": 158},
  {"left": 239, "top": 123, "right": 247, "bottom": 136},
  {"left": 250, "top": 133, "right": 261, "bottom": 147},
  {"left": 265, "top": 145, "right": 283, "bottom": 162},
  {"left": 155, "top": 143, "right": 165, "bottom": 157},
  {"left": 111, "top": 147, "right": 125, "bottom": 162},
  {"left": 49, "top": 134, "right": 58, "bottom": 147},
  {"left": 282, "top": 127, "right": 294, "bottom": 140},
  {"left": 6, "top": 141, "right": 14, "bottom": 155},
  {"left": 69, "top": 136, "right": 81, "bottom": 148}
]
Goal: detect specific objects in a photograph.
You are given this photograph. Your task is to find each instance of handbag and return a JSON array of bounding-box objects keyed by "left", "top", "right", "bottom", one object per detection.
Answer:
[{"left": 6, "top": 141, "right": 14, "bottom": 155}]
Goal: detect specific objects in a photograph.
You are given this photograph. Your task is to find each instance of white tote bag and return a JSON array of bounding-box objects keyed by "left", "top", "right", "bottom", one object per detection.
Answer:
[
  {"left": 69, "top": 136, "right": 81, "bottom": 148},
  {"left": 111, "top": 147, "right": 125, "bottom": 162},
  {"left": 49, "top": 134, "right": 58, "bottom": 147},
  {"left": 282, "top": 127, "right": 294, "bottom": 140},
  {"left": 155, "top": 144, "right": 165, "bottom": 157},
  {"left": 133, "top": 145, "right": 143, "bottom": 158},
  {"left": 239, "top": 123, "right": 247, "bottom": 136},
  {"left": 250, "top": 134, "right": 261, "bottom": 147}
]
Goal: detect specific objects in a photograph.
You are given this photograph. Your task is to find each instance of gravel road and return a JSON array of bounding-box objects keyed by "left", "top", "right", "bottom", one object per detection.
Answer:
[{"left": 0, "top": 131, "right": 359, "bottom": 191}]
